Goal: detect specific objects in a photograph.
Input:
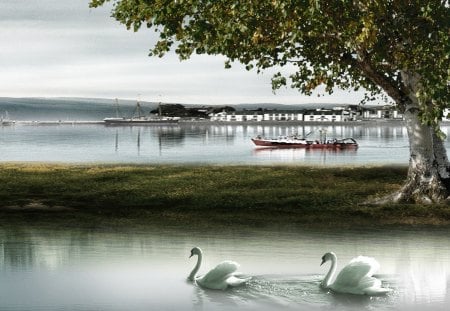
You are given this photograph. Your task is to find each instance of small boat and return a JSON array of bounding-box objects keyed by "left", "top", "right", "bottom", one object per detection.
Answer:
[
  {"left": 1, "top": 111, "right": 15, "bottom": 126},
  {"left": 251, "top": 135, "right": 358, "bottom": 149}
]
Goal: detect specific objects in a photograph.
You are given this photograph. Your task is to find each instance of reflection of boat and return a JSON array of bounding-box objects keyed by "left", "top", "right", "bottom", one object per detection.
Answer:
[
  {"left": 251, "top": 135, "right": 358, "bottom": 149},
  {"left": 104, "top": 99, "right": 179, "bottom": 125}
]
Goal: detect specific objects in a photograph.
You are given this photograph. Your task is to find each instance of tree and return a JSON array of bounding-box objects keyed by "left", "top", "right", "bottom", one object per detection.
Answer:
[{"left": 90, "top": 0, "right": 450, "bottom": 204}]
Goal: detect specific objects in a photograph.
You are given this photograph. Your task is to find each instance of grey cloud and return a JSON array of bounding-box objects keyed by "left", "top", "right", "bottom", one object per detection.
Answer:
[{"left": 0, "top": 0, "right": 111, "bottom": 23}]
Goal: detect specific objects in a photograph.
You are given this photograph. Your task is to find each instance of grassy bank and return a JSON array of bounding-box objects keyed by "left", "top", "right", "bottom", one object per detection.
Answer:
[{"left": 0, "top": 164, "right": 449, "bottom": 227}]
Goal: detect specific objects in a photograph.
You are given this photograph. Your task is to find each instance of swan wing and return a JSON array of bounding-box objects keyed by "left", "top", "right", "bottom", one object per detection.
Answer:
[
  {"left": 199, "top": 260, "right": 240, "bottom": 286},
  {"left": 333, "top": 256, "right": 380, "bottom": 289}
]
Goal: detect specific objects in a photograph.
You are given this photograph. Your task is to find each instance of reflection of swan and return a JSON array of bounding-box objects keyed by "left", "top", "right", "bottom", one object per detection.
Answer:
[
  {"left": 320, "top": 252, "right": 391, "bottom": 295},
  {"left": 188, "top": 247, "right": 250, "bottom": 290}
]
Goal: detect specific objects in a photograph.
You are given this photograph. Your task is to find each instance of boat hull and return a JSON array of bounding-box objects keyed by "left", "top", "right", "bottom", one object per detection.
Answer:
[
  {"left": 104, "top": 118, "right": 179, "bottom": 125},
  {"left": 251, "top": 138, "right": 310, "bottom": 148},
  {"left": 251, "top": 138, "right": 358, "bottom": 149}
]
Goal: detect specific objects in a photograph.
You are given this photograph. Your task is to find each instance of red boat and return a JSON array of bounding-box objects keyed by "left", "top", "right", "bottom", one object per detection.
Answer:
[{"left": 251, "top": 135, "right": 358, "bottom": 149}]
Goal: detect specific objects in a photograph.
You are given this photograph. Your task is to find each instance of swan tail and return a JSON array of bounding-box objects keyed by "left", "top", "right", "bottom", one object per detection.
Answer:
[
  {"left": 360, "top": 276, "right": 391, "bottom": 295},
  {"left": 226, "top": 275, "right": 251, "bottom": 287},
  {"left": 363, "top": 286, "right": 392, "bottom": 295}
]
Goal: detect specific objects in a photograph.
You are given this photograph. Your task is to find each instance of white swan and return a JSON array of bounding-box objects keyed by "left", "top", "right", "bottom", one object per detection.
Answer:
[
  {"left": 188, "top": 247, "right": 250, "bottom": 290},
  {"left": 320, "top": 252, "right": 391, "bottom": 295}
]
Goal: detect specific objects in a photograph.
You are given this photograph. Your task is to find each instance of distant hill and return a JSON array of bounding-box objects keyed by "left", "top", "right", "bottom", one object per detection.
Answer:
[
  {"left": 0, "top": 97, "right": 357, "bottom": 121},
  {"left": 0, "top": 97, "right": 159, "bottom": 121}
]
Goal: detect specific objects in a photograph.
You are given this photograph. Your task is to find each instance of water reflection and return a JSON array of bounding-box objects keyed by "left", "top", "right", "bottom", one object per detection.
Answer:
[
  {"left": 253, "top": 147, "right": 359, "bottom": 164},
  {"left": 1, "top": 123, "right": 449, "bottom": 164},
  {"left": 1, "top": 225, "right": 449, "bottom": 310}
]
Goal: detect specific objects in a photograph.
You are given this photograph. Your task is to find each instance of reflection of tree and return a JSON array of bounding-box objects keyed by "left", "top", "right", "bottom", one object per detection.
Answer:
[
  {"left": 1, "top": 229, "right": 35, "bottom": 270},
  {"left": 113, "top": 126, "right": 187, "bottom": 151},
  {"left": 151, "top": 126, "right": 185, "bottom": 148},
  {"left": 0, "top": 228, "right": 96, "bottom": 270},
  {"left": 1, "top": 225, "right": 193, "bottom": 272}
]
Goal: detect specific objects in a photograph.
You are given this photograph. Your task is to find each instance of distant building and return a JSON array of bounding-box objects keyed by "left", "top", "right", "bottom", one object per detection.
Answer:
[
  {"left": 303, "top": 106, "right": 357, "bottom": 122},
  {"left": 443, "top": 108, "right": 450, "bottom": 122},
  {"left": 208, "top": 104, "right": 405, "bottom": 122},
  {"left": 362, "top": 105, "right": 403, "bottom": 120},
  {"left": 262, "top": 111, "right": 303, "bottom": 121},
  {"left": 209, "top": 111, "right": 264, "bottom": 121}
]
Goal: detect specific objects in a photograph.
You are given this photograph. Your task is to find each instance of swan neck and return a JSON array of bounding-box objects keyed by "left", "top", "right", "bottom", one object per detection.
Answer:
[
  {"left": 322, "top": 254, "right": 337, "bottom": 288},
  {"left": 188, "top": 252, "right": 202, "bottom": 281}
]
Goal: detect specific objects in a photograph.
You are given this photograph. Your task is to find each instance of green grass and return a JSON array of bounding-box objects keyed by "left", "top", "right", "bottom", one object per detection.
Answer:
[{"left": 0, "top": 163, "right": 449, "bottom": 227}]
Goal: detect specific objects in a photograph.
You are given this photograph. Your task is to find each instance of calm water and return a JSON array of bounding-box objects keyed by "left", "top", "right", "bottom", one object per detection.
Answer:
[
  {"left": 2, "top": 123, "right": 450, "bottom": 165},
  {"left": 0, "top": 224, "right": 449, "bottom": 310},
  {"left": 2, "top": 123, "right": 450, "bottom": 310}
]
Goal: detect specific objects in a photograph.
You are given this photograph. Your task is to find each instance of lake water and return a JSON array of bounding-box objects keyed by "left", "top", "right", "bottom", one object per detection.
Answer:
[
  {"left": 2, "top": 123, "right": 450, "bottom": 311},
  {"left": 0, "top": 224, "right": 449, "bottom": 310},
  {"left": 1, "top": 122, "right": 450, "bottom": 165}
]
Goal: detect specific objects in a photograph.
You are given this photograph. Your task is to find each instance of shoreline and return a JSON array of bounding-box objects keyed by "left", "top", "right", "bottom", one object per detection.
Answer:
[
  {"left": 1, "top": 163, "right": 449, "bottom": 228},
  {"left": 5, "top": 119, "right": 410, "bottom": 126}
]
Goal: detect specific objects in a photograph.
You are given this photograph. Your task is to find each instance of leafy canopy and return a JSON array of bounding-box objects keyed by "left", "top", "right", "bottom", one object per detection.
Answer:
[{"left": 90, "top": 0, "right": 449, "bottom": 122}]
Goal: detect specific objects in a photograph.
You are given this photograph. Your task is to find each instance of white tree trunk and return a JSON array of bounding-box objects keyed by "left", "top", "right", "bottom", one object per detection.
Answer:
[
  {"left": 372, "top": 71, "right": 449, "bottom": 204},
  {"left": 388, "top": 71, "right": 450, "bottom": 203},
  {"left": 400, "top": 104, "right": 448, "bottom": 203},
  {"left": 432, "top": 130, "right": 450, "bottom": 180}
]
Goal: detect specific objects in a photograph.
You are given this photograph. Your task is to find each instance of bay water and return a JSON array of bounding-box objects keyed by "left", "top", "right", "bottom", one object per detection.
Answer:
[{"left": 3, "top": 122, "right": 448, "bottom": 165}]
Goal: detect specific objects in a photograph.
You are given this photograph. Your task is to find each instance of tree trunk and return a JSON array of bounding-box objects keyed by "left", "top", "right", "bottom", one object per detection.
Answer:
[{"left": 373, "top": 71, "right": 450, "bottom": 204}]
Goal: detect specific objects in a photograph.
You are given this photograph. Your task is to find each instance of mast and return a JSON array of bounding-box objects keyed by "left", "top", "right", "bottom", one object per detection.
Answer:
[
  {"left": 114, "top": 98, "right": 121, "bottom": 118},
  {"left": 132, "top": 97, "right": 145, "bottom": 119}
]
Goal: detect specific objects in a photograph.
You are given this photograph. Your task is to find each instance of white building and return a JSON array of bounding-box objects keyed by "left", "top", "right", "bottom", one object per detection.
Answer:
[
  {"left": 303, "top": 108, "right": 356, "bottom": 122},
  {"left": 442, "top": 108, "right": 450, "bottom": 122},
  {"left": 262, "top": 112, "right": 303, "bottom": 121},
  {"left": 209, "top": 110, "right": 302, "bottom": 122},
  {"left": 209, "top": 111, "right": 264, "bottom": 122},
  {"left": 208, "top": 104, "right": 406, "bottom": 122},
  {"left": 362, "top": 106, "right": 403, "bottom": 120}
]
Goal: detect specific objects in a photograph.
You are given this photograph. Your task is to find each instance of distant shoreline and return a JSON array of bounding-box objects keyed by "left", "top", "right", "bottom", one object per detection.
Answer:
[{"left": 6, "top": 119, "right": 409, "bottom": 126}]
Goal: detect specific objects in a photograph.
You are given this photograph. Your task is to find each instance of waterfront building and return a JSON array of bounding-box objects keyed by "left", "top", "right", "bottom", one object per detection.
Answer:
[
  {"left": 443, "top": 108, "right": 450, "bottom": 122},
  {"left": 208, "top": 104, "right": 407, "bottom": 122}
]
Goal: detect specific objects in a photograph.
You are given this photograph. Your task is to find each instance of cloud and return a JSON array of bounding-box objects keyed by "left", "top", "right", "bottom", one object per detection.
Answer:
[{"left": 0, "top": 0, "right": 367, "bottom": 105}]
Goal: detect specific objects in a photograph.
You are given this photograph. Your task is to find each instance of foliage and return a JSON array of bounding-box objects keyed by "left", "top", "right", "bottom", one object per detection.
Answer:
[
  {"left": 209, "top": 105, "right": 236, "bottom": 113},
  {"left": 90, "top": 0, "right": 449, "bottom": 125},
  {"left": 150, "top": 103, "right": 209, "bottom": 117}
]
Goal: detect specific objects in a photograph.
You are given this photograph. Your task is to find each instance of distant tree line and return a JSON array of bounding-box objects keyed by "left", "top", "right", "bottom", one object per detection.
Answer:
[{"left": 151, "top": 104, "right": 235, "bottom": 118}]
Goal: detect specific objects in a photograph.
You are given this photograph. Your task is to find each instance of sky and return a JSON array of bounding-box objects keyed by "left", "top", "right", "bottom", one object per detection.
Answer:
[{"left": 0, "top": 0, "right": 369, "bottom": 106}]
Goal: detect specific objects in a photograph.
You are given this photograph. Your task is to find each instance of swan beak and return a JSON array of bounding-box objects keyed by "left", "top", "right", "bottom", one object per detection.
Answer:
[
  {"left": 320, "top": 259, "right": 325, "bottom": 266},
  {"left": 189, "top": 254, "right": 193, "bottom": 258}
]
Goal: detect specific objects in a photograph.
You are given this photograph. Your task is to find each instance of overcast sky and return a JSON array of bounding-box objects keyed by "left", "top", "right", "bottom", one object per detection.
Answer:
[{"left": 0, "top": 0, "right": 369, "bottom": 106}]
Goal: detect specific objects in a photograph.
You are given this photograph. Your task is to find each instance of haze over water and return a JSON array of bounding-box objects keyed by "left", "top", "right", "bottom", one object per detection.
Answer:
[{"left": 2, "top": 123, "right": 449, "bottom": 165}]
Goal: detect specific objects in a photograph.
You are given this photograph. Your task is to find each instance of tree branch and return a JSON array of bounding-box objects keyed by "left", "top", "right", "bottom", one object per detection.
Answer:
[{"left": 351, "top": 51, "right": 409, "bottom": 110}]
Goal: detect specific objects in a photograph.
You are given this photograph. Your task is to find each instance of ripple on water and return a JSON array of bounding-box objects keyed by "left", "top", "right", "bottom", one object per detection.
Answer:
[{"left": 191, "top": 274, "right": 400, "bottom": 311}]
